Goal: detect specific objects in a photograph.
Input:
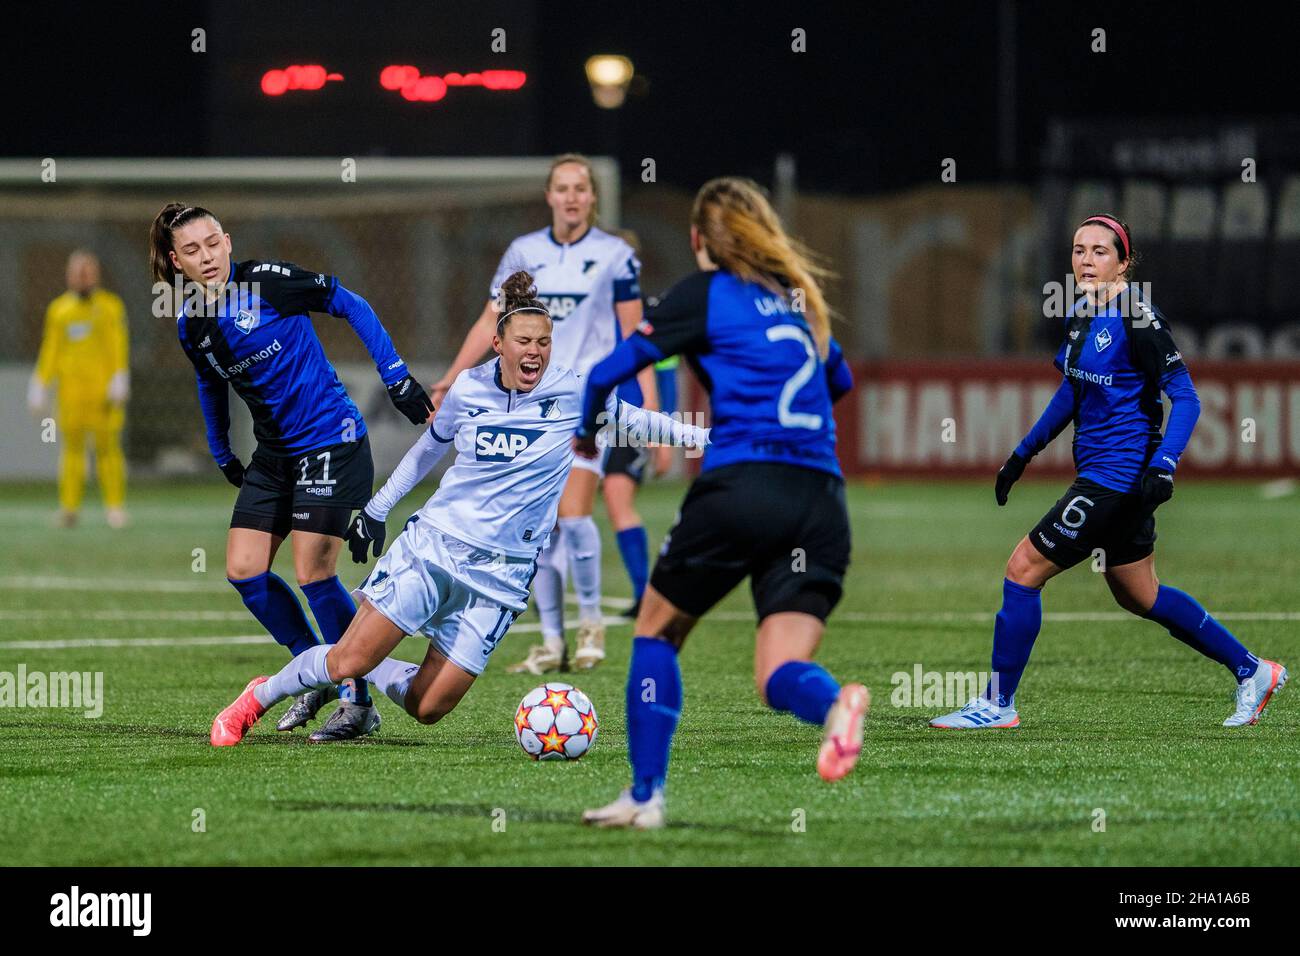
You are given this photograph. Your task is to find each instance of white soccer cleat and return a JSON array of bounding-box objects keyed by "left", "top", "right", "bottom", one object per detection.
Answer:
[
  {"left": 573, "top": 620, "right": 606, "bottom": 670},
  {"left": 929, "top": 696, "right": 1021, "bottom": 729},
  {"left": 506, "top": 643, "right": 567, "bottom": 675},
  {"left": 582, "top": 787, "right": 666, "bottom": 830},
  {"left": 1223, "top": 660, "right": 1288, "bottom": 727}
]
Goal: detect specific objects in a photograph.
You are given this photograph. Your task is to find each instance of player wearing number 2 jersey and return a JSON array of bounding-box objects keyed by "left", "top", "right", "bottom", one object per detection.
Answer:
[
  {"left": 575, "top": 177, "right": 868, "bottom": 829},
  {"left": 930, "top": 214, "right": 1287, "bottom": 732}
]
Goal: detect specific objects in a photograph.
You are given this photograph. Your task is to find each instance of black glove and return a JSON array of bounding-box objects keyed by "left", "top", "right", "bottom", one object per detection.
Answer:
[
  {"left": 346, "top": 509, "right": 386, "bottom": 564},
  {"left": 994, "top": 452, "right": 1027, "bottom": 506},
  {"left": 1140, "top": 465, "right": 1174, "bottom": 512},
  {"left": 220, "top": 459, "right": 245, "bottom": 488},
  {"left": 387, "top": 375, "right": 434, "bottom": 426}
]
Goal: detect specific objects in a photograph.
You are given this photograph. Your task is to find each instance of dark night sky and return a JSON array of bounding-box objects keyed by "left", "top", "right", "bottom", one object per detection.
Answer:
[{"left": 3, "top": 0, "right": 1297, "bottom": 193}]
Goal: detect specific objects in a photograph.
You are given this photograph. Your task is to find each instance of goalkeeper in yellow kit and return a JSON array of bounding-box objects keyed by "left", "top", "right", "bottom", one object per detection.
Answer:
[{"left": 28, "top": 250, "right": 130, "bottom": 528}]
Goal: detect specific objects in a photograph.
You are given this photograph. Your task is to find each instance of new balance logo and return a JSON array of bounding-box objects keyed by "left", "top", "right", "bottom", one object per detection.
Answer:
[{"left": 198, "top": 335, "right": 211, "bottom": 348}]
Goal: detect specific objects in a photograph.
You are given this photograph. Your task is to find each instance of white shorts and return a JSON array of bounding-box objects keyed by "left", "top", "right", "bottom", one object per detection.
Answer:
[
  {"left": 570, "top": 447, "right": 606, "bottom": 477},
  {"left": 353, "top": 520, "right": 538, "bottom": 676}
]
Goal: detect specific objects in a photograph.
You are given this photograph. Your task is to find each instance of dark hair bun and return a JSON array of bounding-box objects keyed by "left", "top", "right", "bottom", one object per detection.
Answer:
[{"left": 500, "top": 270, "right": 540, "bottom": 312}]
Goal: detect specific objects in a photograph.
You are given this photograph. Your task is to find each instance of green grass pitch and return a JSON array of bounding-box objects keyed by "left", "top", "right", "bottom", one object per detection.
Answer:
[{"left": 0, "top": 477, "right": 1296, "bottom": 866}]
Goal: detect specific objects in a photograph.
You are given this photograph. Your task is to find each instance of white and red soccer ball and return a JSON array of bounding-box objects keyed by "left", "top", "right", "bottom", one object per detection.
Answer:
[{"left": 513, "top": 682, "right": 598, "bottom": 760}]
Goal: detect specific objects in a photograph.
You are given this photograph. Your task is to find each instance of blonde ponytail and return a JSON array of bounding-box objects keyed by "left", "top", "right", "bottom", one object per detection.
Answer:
[{"left": 690, "top": 177, "right": 834, "bottom": 357}]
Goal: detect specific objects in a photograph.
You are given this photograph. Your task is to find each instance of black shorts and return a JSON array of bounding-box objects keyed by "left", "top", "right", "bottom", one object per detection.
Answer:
[
  {"left": 604, "top": 444, "right": 649, "bottom": 484},
  {"left": 651, "top": 462, "right": 850, "bottom": 622},
  {"left": 1027, "top": 477, "right": 1156, "bottom": 570},
  {"left": 230, "top": 435, "right": 374, "bottom": 539}
]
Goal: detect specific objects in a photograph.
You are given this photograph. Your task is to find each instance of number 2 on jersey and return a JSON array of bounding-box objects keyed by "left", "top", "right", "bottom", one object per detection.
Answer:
[{"left": 765, "top": 325, "right": 823, "bottom": 430}]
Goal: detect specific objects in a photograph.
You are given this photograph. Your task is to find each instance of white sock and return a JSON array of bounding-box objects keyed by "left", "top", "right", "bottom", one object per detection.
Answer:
[
  {"left": 365, "top": 657, "right": 420, "bottom": 710},
  {"left": 254, "top": 644, "right": 334, "bottom": 708},
  {"left": 561, "top": 515, "right": 603, "bottom": 622},
  {"left": 534, "top": 530, "right": 567, "bottom": 653}
]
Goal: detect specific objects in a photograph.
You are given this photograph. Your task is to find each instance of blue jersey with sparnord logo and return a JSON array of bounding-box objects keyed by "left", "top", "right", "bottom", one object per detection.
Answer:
[
  {"left": 579, "top": 270, "right": 853, "bottom": 478},
  {"left": 176, "top": 259, "right": 409, "bottom": 463},
  {"left": 1055, "top": 292, "right": 1189, "bottom": 491}
]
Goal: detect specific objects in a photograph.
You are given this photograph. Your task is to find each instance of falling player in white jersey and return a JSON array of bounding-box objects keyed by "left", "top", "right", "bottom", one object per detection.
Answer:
[
  {"left": 209, "top": 272, "right": 707, "bottom": 746},
  {"left": 429, "top": 154, "right": 659, "bottom": 674}
]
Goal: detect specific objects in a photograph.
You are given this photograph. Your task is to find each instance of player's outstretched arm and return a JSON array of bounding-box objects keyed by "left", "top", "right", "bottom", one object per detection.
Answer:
[
  {"left": 604, "top": 395, "right": 710, "bottom": 450},
  {"left": 327, "top": 283, "right": 432, "bottom": 425},
  {"left": 996, "top": 378, "right": 1075, "bottom": 505}
]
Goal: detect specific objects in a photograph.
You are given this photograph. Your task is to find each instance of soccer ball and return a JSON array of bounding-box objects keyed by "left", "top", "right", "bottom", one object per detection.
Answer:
[{"left": 513, "top": 682, "right": 598, "bottom": 760}]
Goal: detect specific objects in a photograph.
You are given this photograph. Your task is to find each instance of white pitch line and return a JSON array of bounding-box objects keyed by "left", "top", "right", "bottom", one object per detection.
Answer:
[
  {"left": 0, "top": 609, "right": 249, "bottom": 622},
  {"left": 0, "top": 575, "right": 225, "bottom": 593},
  {"left": 710, "top": 610, "right": 1300, "bottom": 623},
  {"left": 0, "top": 617, "right": 630, "bottom": 650}
]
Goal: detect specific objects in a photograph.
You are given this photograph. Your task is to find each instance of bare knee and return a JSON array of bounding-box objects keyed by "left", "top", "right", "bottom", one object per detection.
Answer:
[
  {"left": 226, "top": 556, "right": 268, "bottom": 580},
  {"left": 1004, "top": 550, "right": 1039, "bottom": 587},
  {"left": 324, "top": 644, "right": 367, "bottom": 683},
  {"left": 410, "top": 699, "right": 453, "bottom": 725}
]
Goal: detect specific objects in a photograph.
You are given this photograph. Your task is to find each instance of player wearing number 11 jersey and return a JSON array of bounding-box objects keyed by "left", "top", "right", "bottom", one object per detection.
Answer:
[
  {"left": 152, "top": 203, "right": 433, "bottom": 742},
  {"left": 575, "top": 177, "right": 868, "bottom": 829}
]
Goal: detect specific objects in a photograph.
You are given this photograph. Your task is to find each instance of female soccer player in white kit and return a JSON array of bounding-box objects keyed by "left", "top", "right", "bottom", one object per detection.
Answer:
[
  {"left": 430, "top": 154, "right": 658, "bottom": 674},
  {"left": 209, "top": 272, "right": 707, "bottom": 745}
]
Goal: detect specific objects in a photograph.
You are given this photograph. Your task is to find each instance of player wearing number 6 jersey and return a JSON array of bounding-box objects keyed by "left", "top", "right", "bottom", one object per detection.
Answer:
[
  {"left": 930, "top": 215, "right": 1287, "bottom": 732},
  {"left": 575, "top": 177, "right": 868, "bottom": 829},
  {"left": 152, "top": 203, "right": 434, "bottom": 743},
  {"left": 208, "top": 272, "right": 708, "bottom": 746}
]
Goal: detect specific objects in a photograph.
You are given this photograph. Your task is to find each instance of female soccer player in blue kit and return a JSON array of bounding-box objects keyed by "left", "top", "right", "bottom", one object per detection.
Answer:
[
  {"left": 575, "top": 177, "right": 868, "bottom": 829},
  {"left": 151, "top": 203, "right": 433, "bottom": 741},
  {"left": 930, "top": 215, "right": 1287, "bottom": 730}
]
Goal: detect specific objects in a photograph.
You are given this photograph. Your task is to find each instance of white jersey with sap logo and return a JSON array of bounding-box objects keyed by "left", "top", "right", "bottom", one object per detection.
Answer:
[
  {"left": 364, "top": 358, "right": 708, "bottom": 568},
  {"left": 490, "top": 226, "right": 641, "bottom": 378}
]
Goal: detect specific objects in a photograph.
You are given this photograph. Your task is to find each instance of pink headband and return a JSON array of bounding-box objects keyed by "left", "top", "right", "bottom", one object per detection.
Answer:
[{"left": 1080, "top": 216, "right": 1130, "bottom": 259}]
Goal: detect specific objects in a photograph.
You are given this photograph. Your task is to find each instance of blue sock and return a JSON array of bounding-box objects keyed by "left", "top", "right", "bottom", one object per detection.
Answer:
[
  {"left": 229, "top": 571, "right": 319, "bottom": 657},
  {"left": 1145, "top": 585, "right": 1258, "bottom": 680},
  {"left": 986, "top": 578, "right": 1043, "bottom": 707},
  {"left": 765, "top": 660, "right": 840, "bottom": 725},
  {"left": 626, "top": 636, "right": 682, "bottom": 801},
  {"left": 615, "top": 526, "right": 650, "bottom": 603},
  {"left": 301, "top": 576, "right": 371, "bottom": 704}
]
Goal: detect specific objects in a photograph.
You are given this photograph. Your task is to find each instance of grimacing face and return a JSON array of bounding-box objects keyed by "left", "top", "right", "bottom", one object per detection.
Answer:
[
  {"left": 1072, "top": 223, "right": 1128, "bottom": 296},
  {"left": 493, "top": 310, "right": 552, "bottom": 391},
  {"left": 546, "top": 162, "right": 596, "bottom": 235},
  {"left": 169, "top": 217, "right": 233, "bottom": 290}
]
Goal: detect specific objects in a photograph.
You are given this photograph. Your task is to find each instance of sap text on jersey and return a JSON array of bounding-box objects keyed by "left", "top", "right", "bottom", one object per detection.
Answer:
[
  {"left": 539, "top": 294, "right": 587, "bottom": 320},
  {"left": 475, "top": 426, "right": 543, "bottom": 462}
]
